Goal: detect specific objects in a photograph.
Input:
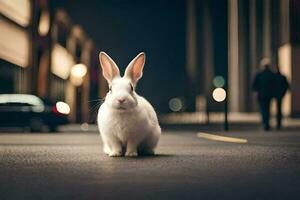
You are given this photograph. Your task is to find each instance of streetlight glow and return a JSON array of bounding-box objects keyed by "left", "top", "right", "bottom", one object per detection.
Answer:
[
  {"left": 71, "top": 64, "right": 87, "bottom": 78},
  {"left": 38, "top": 10, "right": 50, "bottom": 36},
  {"left": 70, "top": 63, "right": 87, "bottom": 86},
  {"left": 212, "top": 88, "right": 226, "bottom": 102}
]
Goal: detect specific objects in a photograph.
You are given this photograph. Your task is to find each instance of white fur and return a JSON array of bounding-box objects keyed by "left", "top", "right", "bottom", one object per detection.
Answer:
[{"left": 97, "top": 52, "right": 161, "bottom": 157}]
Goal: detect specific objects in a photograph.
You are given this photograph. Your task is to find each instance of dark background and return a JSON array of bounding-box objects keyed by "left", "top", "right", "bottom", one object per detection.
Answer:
[{"left": 52, "top": 0, "right": 190, "bottom": 112}]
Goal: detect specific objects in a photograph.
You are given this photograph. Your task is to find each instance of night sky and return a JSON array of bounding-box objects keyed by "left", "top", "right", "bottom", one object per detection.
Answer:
[{"left": 52, "top": 0, "right": 188, "bottom": 112}]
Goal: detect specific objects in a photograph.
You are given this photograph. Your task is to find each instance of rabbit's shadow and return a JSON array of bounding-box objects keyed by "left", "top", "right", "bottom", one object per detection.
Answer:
[
  {"left": 134, "top": 154, "right": 173, "bottom": 159},
  {"left": 107, "top": 154, "right": 173, "bottom": 160}
]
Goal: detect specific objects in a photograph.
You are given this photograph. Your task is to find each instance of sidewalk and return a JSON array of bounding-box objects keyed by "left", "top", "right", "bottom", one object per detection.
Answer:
[
  {"left": 59, "top": 112, "right": 300, "bottom": 133},
  {"left": 159, "top": 112, "right": 300, "bottom": 125},
  {"left": 158, "top": 112, "right": 300, "bottom": 131}
]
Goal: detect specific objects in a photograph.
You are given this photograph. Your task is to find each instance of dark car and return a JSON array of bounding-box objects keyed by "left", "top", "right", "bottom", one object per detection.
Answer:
[{"left": 0, "top": 94, "right": 69, "bottom": 132}]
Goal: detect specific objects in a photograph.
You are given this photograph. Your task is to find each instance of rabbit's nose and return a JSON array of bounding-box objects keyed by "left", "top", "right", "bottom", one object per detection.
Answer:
[{"left": 118, "top": 99, "right": 126, "bottom": 104}]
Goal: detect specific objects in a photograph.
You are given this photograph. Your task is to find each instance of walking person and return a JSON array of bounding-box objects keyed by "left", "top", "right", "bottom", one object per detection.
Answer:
[
  {"left": 252, "top": 58, "right": 277, "bottom": 131},
  {"left": 274, "top": 66, "right": 290, "bottom": 130}
]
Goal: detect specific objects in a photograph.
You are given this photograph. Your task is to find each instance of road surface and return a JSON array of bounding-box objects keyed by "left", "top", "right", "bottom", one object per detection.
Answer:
[{"left": 0, "top": 130, "right": 300, "bottom": 199}]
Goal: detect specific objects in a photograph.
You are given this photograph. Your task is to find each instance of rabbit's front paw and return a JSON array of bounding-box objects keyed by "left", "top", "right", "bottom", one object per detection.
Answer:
[
  {"left": 109, "top": 151, "right": 123, "bottom": 157},
  {"left": 125, "top": 151, "right": 138, "bottom": 157},
  {"left": 103, "top": 145, "right": 110, "bottom": 155}
]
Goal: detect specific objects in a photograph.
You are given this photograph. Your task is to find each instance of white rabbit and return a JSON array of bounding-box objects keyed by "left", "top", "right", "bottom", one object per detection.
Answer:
[{"left": 97, "top": 52, "right": 161, "bottom": 157}]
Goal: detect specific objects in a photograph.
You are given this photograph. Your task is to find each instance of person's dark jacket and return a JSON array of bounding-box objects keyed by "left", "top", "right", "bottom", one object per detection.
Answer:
[
  {"left": 275, "top": 73, "right": 289, "bottom": 98},
  {"left": 252, "top": 68, "right": 277, "bottom": 99}
]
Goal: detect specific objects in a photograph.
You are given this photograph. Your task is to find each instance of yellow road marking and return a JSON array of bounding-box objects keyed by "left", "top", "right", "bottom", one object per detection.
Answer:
[{"left": 197, "top": 132, "right": 248, "bottom": 143}]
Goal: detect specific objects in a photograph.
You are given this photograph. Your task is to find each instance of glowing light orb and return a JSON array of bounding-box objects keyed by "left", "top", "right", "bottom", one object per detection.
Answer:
[
  {"left": 212, "top": 88, "right": 226, "bottom": 102},
  {"left": 169, "top": 98, "right": 183, "bottom": 112}
]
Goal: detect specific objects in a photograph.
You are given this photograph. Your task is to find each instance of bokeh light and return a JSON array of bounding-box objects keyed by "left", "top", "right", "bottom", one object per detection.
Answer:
[
  {"left": 169, "top": 98, "right": 183, "bottom": 112},
  {"left": 213, "top": 76, "right": 225, "bottom": 88},
  {"left": 71, "top": 64, "right": 87, "bottom": 78},
  {"left": 81, "top": 123, "right": 89, "bottom": 131},
  {"left": 56, "top": 101, "right": 70, "bottom": 114},
  {"left": 212, "top": 88, "right": 226, "bottom": 102}
]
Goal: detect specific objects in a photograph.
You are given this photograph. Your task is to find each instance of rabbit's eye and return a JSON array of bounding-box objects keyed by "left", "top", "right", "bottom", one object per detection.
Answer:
[{"left": 130, "top": 84, "right": 134, "bottom": 92}]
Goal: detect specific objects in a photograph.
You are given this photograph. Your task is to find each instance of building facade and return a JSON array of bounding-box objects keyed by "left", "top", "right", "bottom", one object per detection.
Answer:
[
  {"left": 187, "top": 0, "right": 300, "bottom": 117},
  {"left": 0, "top": 0, "right": 106, "bottom": 123},
  {"left": 227, "top": 0, "right": 300, "bottom": 117}
]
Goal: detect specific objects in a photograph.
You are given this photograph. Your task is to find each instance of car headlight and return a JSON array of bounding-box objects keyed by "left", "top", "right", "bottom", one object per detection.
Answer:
[{"left": 55, "top": 101, "right": 70, "bottom": 115}]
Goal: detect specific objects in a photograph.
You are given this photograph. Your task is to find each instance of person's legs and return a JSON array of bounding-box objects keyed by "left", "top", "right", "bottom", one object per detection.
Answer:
[
  {"left": 276, "top": 98, "right": 282, "bottom": 130},
  {"left": 264, "top": 99, "right": 271, "bottom": 130},
  {"left": 259, "top": 98, "right": 271, "bottom": 131}
]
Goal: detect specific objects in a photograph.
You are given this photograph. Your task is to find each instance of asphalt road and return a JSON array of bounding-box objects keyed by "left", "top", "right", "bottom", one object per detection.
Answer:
[{"left": 0, "top": 130, "right": 300, "bottom": 200}]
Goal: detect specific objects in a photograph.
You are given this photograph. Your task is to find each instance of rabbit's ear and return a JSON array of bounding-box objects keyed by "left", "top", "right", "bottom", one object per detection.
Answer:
[
  {"left": 99, "top": 52, "right": 120, "bottom": 84},
  {"left": 124, "top": 52, "right": 146, "bottom": 85}
]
